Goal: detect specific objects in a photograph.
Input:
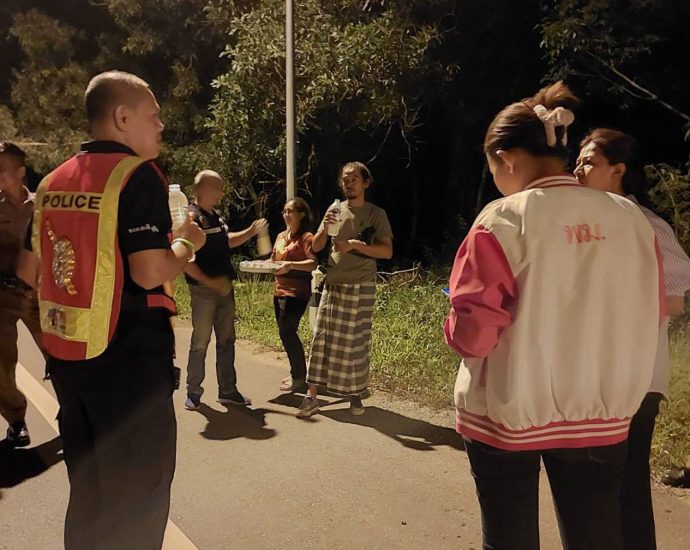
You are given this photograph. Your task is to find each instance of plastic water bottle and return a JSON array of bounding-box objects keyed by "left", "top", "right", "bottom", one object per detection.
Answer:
[
  {"left": 256, "top": 224, "right": 272, "bottom": 256},
  {"left": 168, "top": 184, "right": 189, "bottom": 230},
  {"left": 327, "top": 199, "right": 341, "bottom": 237}
]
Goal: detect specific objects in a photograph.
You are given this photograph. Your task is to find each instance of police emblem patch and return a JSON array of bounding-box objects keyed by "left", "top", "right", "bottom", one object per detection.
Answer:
[
  {"left": 45, "top": 219, "right": 78, "bottom": 295},
  {"left": 46, "top": 306, "right": 68, "bottom": 334}
]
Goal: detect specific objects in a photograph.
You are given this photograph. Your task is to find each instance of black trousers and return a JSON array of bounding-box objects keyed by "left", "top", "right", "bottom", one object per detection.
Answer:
[
  {"left": 622, "top": 392, "right": 663, "bottom": 550},
  {"left": 49, "top": 311, "right": 177, "bottom": 550},
  {"left": 273, "top": 296, "right": 309, "bottom": 381},
  {"left": 464, "top": 437, "right": 628, "bottom": 550}
]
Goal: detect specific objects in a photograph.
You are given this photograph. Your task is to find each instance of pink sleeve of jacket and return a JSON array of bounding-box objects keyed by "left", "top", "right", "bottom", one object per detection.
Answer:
[{"left": 444, "top": 225, "right": 519, "bottom": 358}]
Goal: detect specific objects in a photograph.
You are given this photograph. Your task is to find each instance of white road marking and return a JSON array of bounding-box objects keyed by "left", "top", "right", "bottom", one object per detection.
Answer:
[{"left": 16, "top": 362, "right": 198, "bottom": 550}]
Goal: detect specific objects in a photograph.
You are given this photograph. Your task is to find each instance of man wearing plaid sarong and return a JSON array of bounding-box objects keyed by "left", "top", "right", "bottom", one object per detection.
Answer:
[{"left": 296, "top": 161, "right": 393, "bottom": 418}]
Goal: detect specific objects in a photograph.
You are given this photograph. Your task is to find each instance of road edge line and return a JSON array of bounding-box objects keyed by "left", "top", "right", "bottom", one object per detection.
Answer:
[{"left": 16, "top": 362, "right": 198, "bottom": 550}]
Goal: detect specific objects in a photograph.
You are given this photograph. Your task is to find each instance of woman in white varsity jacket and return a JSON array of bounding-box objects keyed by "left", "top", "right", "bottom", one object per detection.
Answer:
[
  {"left": 444, "top": 83, "right": 664, "bottom": 550},
  {"left": 575, "top": 128, "right": 690, "bottom": 550}
]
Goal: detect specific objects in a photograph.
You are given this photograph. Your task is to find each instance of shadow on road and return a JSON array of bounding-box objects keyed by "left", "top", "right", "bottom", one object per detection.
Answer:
[
  {"left": 320, "top": 406, "right": 465, "bottom": 452},
  {"left": 0, "top": 436, "right": 64, "bottom": 489},
  {"left": 269, "top": 393, "right": 464, "bottom": 452},
  {"left": 195, "top": 403, "right": 290, "bottom": 441}
]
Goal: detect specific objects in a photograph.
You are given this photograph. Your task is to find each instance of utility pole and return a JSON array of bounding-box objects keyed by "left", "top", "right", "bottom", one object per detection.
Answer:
[{"left": 285, "top": 0, "right": 296, "bottom": 200}]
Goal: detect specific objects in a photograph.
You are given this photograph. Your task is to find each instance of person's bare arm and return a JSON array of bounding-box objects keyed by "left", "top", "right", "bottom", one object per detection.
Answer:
[
  {"left": 334, "top": 237, "right": 393, "bottom": 260},
  {"left": 182, "top": 262, "right": 230, "bottom": 293},
  {"left": 312, "top": 210, "right": 338, "bottom": 253},
  {"left": 182, "top": 262, "right": 215, "bottom": 286},
  {"left": 274, "top": 258, "right": 317, "bottom": 275},
  {"left": 129, "top": 246, "right": 193, "bottom": 290},
  {"left": 666, "top": 295, "right": 685, "bottom": 317},
  {"left": 129, "top": 213, "right": 206, "bottom": 290},
  {"left": 312, "top": 227, "right": 329, "bottom": 253},
  {"left": 228, "top": 218, "right": 267, "bottom": 248}
]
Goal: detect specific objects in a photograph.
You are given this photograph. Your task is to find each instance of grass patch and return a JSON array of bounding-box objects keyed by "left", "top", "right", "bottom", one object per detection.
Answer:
[
  {"left": 173, "top": 273, "right": 458, "bottom": 408},
  {"left": 652, "top": 331, "right": 690, "bottom": 474},
  {"left": 174, "top": 274, "right": 690, "bottom": 467}
]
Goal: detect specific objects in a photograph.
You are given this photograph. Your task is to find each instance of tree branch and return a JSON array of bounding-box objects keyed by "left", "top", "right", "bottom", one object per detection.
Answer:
[{"left": 588, "top": 52, "right": 690, "bottom": 123}]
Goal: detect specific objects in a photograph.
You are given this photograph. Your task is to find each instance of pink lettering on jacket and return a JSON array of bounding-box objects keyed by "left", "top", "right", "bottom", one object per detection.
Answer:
[{"left": 564, "top": 223, "right": 605, "bottom": 244}]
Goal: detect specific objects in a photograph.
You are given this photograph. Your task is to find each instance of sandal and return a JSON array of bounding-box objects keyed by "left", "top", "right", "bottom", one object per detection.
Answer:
[{"left": 280, "top": 377, "right": 306, "bottom": 392}]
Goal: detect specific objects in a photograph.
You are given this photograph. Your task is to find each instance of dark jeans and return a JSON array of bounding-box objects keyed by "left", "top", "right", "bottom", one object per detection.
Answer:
[
  {"left": 622, "top": 392, "right": 663, "bottom": 550},
  {"left": 186, "top": 284, "right": 237, "bottom": 396},
  {"left": 273, "top": 295, "right": 309, "bottom": 381},
  {"left": 464, "top": 437, "right": 628, "bottom": 550},
  {"left": 49, "top": 311, "right": 177, "bottom": 550}
]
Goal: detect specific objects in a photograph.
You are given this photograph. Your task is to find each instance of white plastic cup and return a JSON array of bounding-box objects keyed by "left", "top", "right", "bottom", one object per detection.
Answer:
[
  {"left": 256, "top": 224, "right": 272, "bottom": 256},
  {"left": 168, "top": 184, "right": 189, "bottom": 230},
  {"left": 327, "top": 199, "right": 341, "bottom": 237}
]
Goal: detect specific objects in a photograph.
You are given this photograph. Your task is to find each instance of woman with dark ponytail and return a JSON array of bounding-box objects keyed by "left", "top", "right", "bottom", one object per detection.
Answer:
[
  {"left": 576, "top": 129, "right": 690, "bottom": 550},
  {"left": 444, "top": 83, "right": 664, "bottom": 550}
]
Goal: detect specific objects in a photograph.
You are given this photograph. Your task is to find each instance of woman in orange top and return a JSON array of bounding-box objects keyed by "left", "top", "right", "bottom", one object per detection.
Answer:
[{"left": 271, "top": 197, "right": 317, "bottom": 391}]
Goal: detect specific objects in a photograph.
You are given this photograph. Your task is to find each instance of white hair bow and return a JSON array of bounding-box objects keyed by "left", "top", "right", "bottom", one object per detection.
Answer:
[{"left": 533, "top": 104, "right": 575, "bottom": 147}]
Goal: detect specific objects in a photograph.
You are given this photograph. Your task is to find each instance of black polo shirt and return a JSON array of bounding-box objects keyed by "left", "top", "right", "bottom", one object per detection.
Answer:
[{"left": 184, "top": 203, "right": 237, "bottom": 285}]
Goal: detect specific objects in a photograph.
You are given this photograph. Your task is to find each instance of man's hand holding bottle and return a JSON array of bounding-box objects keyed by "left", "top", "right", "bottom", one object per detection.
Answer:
[{"left": 173, "top": 212, "right": 206, "bottom": 252}]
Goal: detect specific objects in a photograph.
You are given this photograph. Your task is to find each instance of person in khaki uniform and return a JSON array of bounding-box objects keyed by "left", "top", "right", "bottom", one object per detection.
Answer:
[{"left": 0, "top": 142, "right": 42, "bottom": 447}]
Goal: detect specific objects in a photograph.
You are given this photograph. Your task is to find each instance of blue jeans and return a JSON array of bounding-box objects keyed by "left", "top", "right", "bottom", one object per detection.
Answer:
[{"left": 186, "top": 284, "right": 237, "bottom": 397}]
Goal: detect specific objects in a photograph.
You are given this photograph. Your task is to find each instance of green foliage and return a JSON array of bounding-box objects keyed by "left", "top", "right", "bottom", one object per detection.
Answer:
[
  {"left": 8, "top": 10, "right": 89, "bottom": 171},
  {"left": 0, "top": 105, "right": 18, "bottom": 139},
  {"left": 540, "top": 0, "right": 662, "bottom": 95},
  {"left": 207, "top": 0, "right": 441, "bottom": 186},
  {"left": 4, "top": 1, "right": 233, "bottom": 173},
  {"left": 652, "top": 330, "right": 690, "bottom": 473},
  {"left": 648, "top": 162, "right": 690, "bottom": 251}
]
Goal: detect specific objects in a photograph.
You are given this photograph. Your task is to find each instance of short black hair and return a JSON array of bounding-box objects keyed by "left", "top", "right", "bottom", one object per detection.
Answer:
[
  {"left": 0, "top": 142, "right": 27, "bottom": 165},
  {"left": 84, "top": 70, "right": 150, "bottom": 127}
]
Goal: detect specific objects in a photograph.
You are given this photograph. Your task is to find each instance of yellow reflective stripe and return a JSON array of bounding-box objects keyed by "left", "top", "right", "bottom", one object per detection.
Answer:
[
  {"left": 32, "top": 173, "right": 53, "bottom": 264},
  {"left": 39, "top": 300, "right": 90, "bottom": 342},
  {"left": 86, "top": 156, "right": 146, "bottom": 358}
]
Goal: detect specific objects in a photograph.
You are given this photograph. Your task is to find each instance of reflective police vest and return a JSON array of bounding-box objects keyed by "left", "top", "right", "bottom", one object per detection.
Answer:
[{"left": 32, "top": 152, "right": 176, "bottom": 361}]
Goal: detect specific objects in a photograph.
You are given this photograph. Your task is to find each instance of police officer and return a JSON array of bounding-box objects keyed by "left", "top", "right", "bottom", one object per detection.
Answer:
[
  {"left": 18, "top": 71, "right": 205, "bottom": 550},
  {"left": 0, "top": 142, "right": 42, "bottom": 447}
]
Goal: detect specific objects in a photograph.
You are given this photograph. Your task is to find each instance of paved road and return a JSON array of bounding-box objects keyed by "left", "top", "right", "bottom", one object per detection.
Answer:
[{"left": 2, "top": 322, "right": 690, "bottom": 549}]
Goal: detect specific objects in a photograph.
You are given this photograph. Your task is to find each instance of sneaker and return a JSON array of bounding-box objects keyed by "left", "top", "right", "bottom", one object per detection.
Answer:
[
  {"left": 661, "top": 467, "right": 690, "bottom": 488},
  {"left": 6, "top": 422, "right": 31, "bottom": 447},
  {"left": 184, "top": 394, "right": 201, "bottom": 411},
  {"left": 349, "top": 396, "right": 365, "bottom": 416},
  {"left": 296, "top": 396, "right": 320, "bottom": 419},
  {"left": 218, "top": 390, "right": 252, "bottom": 406}
]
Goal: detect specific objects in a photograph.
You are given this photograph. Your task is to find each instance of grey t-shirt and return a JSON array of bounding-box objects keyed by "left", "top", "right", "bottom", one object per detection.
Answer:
[{"left": 319, "top": 201, "right": 393, "bottom": 284}]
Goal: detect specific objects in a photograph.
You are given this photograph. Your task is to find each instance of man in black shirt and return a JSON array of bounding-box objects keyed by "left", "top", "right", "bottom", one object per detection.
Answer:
[
  {"left": 183, "top": 170, "right": 267, "bottom": 410},
  {"left": 18, "top": 71, "right": 205, "bottom": 550}
]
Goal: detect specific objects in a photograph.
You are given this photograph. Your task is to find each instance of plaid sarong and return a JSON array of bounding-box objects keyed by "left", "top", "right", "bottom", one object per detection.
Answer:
[{"left": 306, "top": 282, "right": 376, "bottom": 395}]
